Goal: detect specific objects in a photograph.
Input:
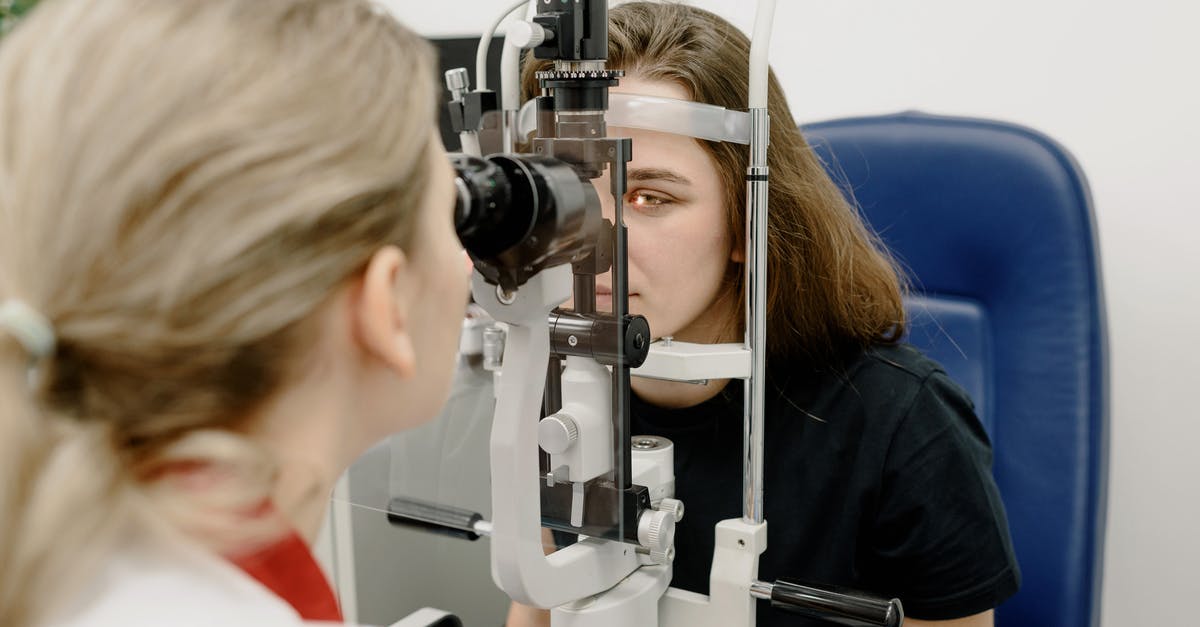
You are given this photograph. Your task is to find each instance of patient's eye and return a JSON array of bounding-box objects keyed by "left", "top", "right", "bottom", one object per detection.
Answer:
[{"left": 628, "top": 191, "right": 673, "bottom": 213}]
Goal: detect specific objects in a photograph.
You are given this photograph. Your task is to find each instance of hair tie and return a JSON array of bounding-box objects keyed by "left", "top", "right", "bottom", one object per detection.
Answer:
[{"left": 0, "top": 300, "right": 57, "bottom": 362}]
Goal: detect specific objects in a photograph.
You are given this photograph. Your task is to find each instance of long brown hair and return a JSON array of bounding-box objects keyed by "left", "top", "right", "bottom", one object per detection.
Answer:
[{"left": 523, "top": 1, "right": 906, "bottom": 365}]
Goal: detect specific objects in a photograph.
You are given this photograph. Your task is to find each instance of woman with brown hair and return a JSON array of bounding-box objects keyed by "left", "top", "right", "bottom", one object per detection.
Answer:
[
  {"left": 0, "top": 0, "right": 469, "bottom": 624},
  {"left": 510, "top": 2, "right": 1019, "bottom": 626}
]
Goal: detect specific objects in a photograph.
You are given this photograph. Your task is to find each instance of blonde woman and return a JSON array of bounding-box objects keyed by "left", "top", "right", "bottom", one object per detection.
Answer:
[{"left": 0, "top": 0, "right": 469, "bottom": 624}]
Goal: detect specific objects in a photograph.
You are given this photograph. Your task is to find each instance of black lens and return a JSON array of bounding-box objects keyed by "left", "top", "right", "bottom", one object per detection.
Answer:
[
  {"left": 452, "top": 155, "right": 531, "bottom": 259},
  {"left": 451, "top": 153, "right": 602, "bottom": 292}
]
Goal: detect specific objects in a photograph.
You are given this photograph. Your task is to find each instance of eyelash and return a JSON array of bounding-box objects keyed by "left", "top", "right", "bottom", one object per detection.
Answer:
[{"left": 627, "top": 191, "right": 673, "bottom": 213}]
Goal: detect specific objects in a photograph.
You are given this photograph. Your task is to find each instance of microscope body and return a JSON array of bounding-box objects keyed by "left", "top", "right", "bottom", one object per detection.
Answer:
[{"left": 418, "top": 1, "right": 903, "bottom": 625}]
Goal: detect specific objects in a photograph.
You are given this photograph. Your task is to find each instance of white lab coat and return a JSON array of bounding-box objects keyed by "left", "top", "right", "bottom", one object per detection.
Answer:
[{"left": 48, "top": 531, "right": 343, "bottom": 627}]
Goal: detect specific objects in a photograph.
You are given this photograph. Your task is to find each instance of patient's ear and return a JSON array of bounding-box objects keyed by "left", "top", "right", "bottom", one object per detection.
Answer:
[
  {"left": 354, "top": 246, "right": 416, "bottom": 378},
  {"left": 731, "top": 240, "right": 746, "bottom": 263}
]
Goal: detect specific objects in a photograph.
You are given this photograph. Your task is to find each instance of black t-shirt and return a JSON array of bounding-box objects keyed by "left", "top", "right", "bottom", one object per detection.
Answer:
[{"left": 630, "top": 343, "right": 1020, "bottom": 624}]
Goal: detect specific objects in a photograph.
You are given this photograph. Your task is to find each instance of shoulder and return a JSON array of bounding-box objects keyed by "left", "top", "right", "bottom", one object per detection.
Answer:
[
  {"left": 772, "top": 343, "right": 972, "bottom": 423},
  {"left": 860, "top": 343, "right": 978, "bottom": 425},
  {"left": 817, "top": 344, "right": 996, "bottom": 495},
  {"left": 768, "top": 343, "right": 988, "bottom": 467},
  {"left": 774, "top": 343, "right": 949, "bottom": 396},
  {"left": 785, "top": 346, "right": 1017, "bottom": 617},
  {"left": 846, "top": 342, "right": 951, "bottom": 391},
  {"left": 51, "top": 532, "right": 307, "bottom": 627},
  {"left": 856, "top": 343, "right": 986, "bottom": 451}
]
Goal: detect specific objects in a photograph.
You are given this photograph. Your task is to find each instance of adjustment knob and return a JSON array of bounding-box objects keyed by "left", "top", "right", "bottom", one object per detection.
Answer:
[
  {"left": 508, "top": 21, "right": 552, "bottom": 49},
  {"left": 637, "top": 509, "right": 677, "bottom": 553},
  {"left": 649, "top": 546, "right": 675, "bottom": 565},
  {"left": 444, "top": 67, "right": 469, "bottom": 100},
  {"left": 538, "top": 413, "right": 579, "bottom": 455},
  {"left": 659, "top": 498, "right": 685, "bottom": 522}
]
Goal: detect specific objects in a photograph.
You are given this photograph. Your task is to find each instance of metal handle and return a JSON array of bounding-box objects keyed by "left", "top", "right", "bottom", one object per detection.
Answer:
[
  {"left": 386, "top": 497, "right": 490, "bottom": 542},
  {"left": 754, "top": 578, "right": 903, "bottom": 627}
]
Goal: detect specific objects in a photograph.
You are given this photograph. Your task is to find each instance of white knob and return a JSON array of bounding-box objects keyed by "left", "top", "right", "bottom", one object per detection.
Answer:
[
  {"left": 538, "top": 413, "right": 579, "bottom": 455},
  {"left": 649, "top": 546, "right": 675, "bottom": 565},
  {"left": 660, "top": 498, "right": 685, "bottom": 522},
  {"left": 637, "top": 509, "right": 676, "bottom": 553},
  {"left": 444, "top": 67, "right": 469, "bottom": 99},
  {"left": 508, "top": 21, "right": 551, "bottom": 49}
]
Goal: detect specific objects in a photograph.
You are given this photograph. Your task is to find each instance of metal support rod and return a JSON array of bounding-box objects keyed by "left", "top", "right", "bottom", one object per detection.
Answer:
[
  {"left": 743, "top": 106, "right": 770, "bottom": 524},
  {"left": 503, "top": 109, "right": 519, "bottom": 153},
  {"left": 612, "top": 148, "right": 633, "bottom": 492},
  {"left": 750, "top": 580, "right": 774, "bottom": 600},
  {"left": 574, "top": 273, "right": 596, "bottom": 313},
  {"left": 544, "top": 356, "right": 563, "bottom": 416}
]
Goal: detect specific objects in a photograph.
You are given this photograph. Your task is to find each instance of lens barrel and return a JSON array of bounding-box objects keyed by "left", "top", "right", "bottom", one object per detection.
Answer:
[{"left": 452, "top": 153, "right": 603, "bottom": 292}]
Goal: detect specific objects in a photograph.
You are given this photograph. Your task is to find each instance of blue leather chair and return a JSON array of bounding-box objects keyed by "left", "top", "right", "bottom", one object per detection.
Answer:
[{"left": 803, "top": 112, "right": 1109, "bottom": 627}]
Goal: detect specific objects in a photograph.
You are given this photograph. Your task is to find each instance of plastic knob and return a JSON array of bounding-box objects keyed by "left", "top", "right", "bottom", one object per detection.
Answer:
[
  {"left": 444, "top": 68, "right": 469, "bottom": 97},
  {"left": 660, "top": 498, "right": 685, "bottom": 522},
  {"left": 637, "top": 509, "right": 677, "bottom": 553},
  {"left": 649, "top": 546, "right": 675, "bottom": 565},
  {"left": 538, "top": 413, "right": 579, "bottom": 455},
  {"left": 508, "top": 21, "right": 551, "bottom": 49}
]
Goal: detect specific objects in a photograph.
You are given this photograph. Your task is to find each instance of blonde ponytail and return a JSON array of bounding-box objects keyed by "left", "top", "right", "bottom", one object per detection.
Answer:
[
  {"left": 0, "top": 337, "right": 54, "bottom": 623},
  {"left": 0, "top": 355, "right": 130, "bottom": 624}
]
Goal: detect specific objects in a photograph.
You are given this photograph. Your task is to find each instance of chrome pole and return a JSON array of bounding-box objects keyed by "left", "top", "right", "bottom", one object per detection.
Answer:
[{"left": 743, "top": 106, "right": 770, "bottom": 524}]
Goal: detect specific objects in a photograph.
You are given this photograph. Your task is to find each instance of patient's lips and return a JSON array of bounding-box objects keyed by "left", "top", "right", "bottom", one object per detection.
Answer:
[
  {"left": 594, "top": 284, "right": 637, "bottom": 312},
  {"left": 595, "top": 284, "right": 612, "bottom": 311}
]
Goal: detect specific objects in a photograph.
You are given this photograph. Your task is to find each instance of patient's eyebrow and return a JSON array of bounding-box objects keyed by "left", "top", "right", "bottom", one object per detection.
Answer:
[{"left": 628, "top": 167, "right": 692, "bottom": 186}]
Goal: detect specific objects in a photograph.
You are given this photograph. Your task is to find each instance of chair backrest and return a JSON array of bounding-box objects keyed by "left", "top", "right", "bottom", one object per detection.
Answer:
[{"left": 803, "top": 112, "right": 1109, "bottom": 627}]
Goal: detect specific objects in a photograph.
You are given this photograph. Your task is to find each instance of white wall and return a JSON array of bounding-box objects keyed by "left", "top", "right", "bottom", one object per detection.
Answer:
[{"left": 381, "top": 1, "right": 1200, "bottom": 624}]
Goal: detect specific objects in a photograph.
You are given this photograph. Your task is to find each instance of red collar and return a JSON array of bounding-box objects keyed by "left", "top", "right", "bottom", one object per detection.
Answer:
[
  {"left": 227, "top": 528, "right": 343, "bottom": 622},
  {"left": 147, "top": 461, "right": 343, "bottom": 621}
]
